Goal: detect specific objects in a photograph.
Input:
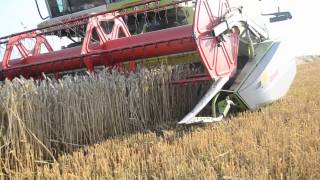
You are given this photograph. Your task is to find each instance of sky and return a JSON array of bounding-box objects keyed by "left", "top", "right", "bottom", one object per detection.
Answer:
[
  {"left": 0, "top": 0, "right": 320, "bottom": 56},
  {"left": 0, "top": 0, "right": 48, "bottom": 37}
]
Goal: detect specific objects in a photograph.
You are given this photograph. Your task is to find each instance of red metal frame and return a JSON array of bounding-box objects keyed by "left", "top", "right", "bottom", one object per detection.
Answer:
[
  {"left": 81, "top": 13, "right": 132, "bottom": 72},
  {"left": 2, "top": 31, "right": 53, "bottom": 69},
  {"left": 0, "top": 0, "right": 239, "bottom": 82}
]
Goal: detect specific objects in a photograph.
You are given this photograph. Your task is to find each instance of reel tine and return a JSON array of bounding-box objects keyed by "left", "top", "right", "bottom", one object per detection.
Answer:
[
  {"left": 134, "top": 14, "right": 139, "bottom": 34},
  {"left": 164, "top": 7, "right": 169, "bottom": 24},
  {"left": 124, "top": 13, "right": 129, "bottom": 26},
  {"left": 153, "top": 10, "right": 157, "bottom": 25},
  {"left": 133, "top": 7, "right": 140, "bottom": 34},
  {"left": 175, "top": 4, "right": 179, "bottom": 25},
  {"left": 157, "top": 1, "right": 161, "bottom": 21},
  {"left": 144, "top": 11, "right": 150, "bottom": 27}
]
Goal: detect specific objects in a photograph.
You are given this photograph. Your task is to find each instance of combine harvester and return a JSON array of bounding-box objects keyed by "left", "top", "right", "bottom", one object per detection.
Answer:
[{"left": 0, "top": 0, "right": 295, "bottom": 124}]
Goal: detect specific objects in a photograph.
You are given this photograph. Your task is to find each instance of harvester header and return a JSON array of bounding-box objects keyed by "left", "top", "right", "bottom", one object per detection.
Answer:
[{"left": 0, "top": 0, "right": 295, "bottom": 124}]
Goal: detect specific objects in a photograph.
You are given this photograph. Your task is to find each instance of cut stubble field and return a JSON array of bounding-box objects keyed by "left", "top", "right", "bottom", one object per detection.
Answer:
[{"left": 1, "top": 60, "right": 320, "bottom": 179}]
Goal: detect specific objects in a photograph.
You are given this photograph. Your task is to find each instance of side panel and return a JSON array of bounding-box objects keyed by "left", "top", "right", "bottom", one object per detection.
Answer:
[{"left": 237, "top": 42, "right": 296, "bottom": 110}]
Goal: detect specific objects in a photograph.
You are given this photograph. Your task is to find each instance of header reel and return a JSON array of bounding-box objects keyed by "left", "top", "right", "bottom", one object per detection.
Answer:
[{"left": 0, "top": 0, "right": 295, "bottom": 124}]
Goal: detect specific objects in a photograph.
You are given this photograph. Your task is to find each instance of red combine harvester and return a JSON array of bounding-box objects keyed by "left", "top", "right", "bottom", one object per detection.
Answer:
[{"left": 0, "top": 0, "right": 295, "bottom": 124}]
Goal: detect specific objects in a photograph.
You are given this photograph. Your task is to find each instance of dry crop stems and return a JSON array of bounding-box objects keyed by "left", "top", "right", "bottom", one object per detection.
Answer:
[
  {"left": 0, "top": 65, "right": 208, "bottom": 177},
  {"left": 16, "top": 61, "right": 320, "bottom": 179},
  {"left": 1, "top": 61, "right": 320, "bottom": 179}
]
